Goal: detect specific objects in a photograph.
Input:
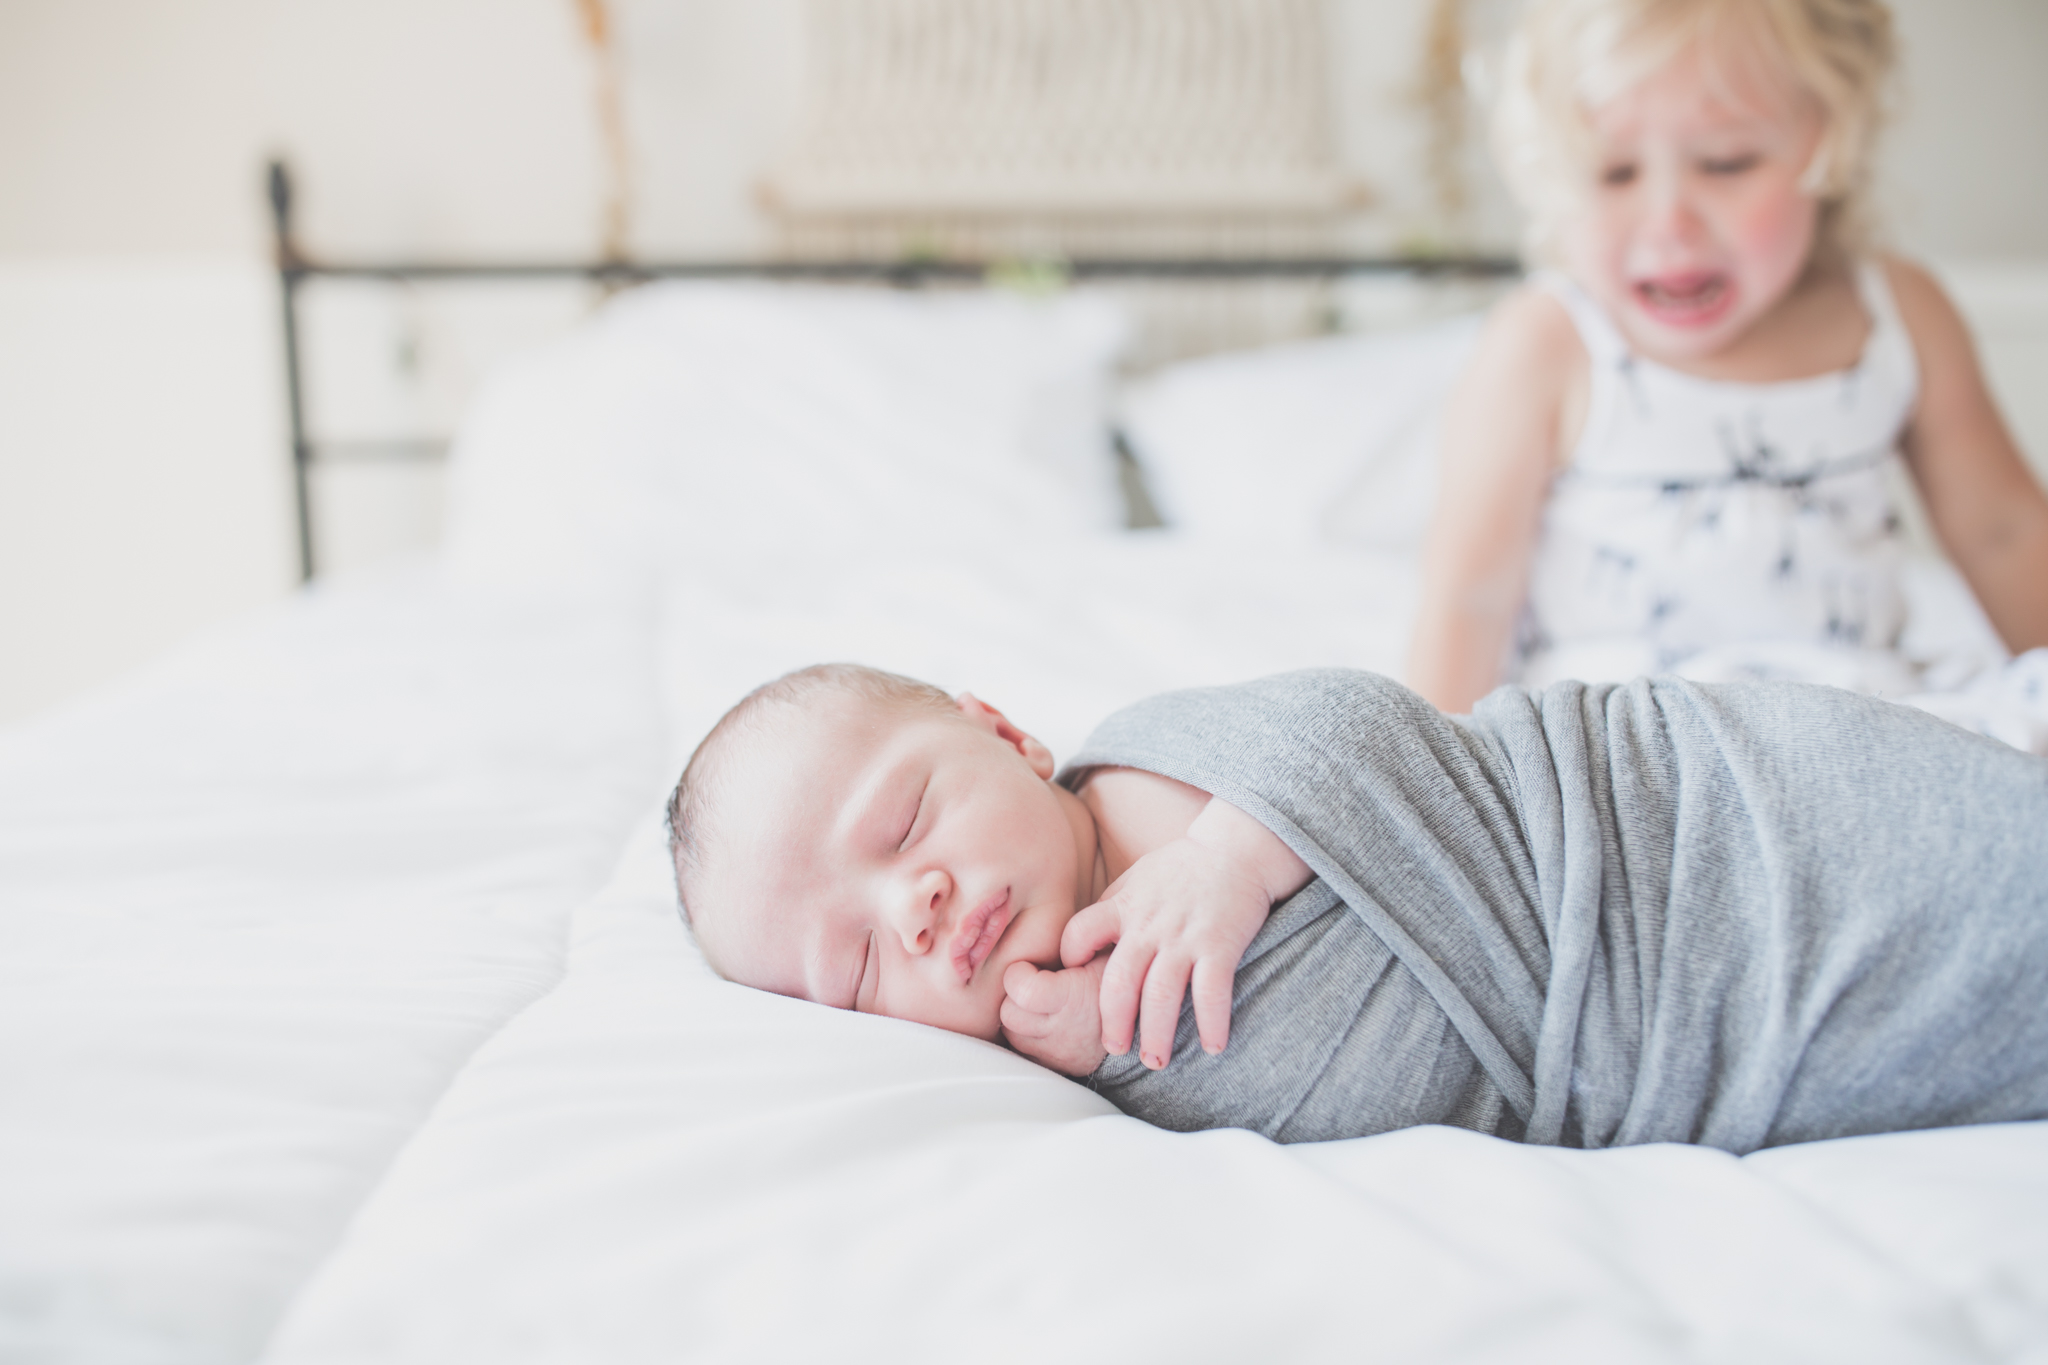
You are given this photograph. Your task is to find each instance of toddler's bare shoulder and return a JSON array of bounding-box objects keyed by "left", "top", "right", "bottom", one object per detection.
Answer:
[
  {"left": 1879, "top": 255, "right": 1968, "bottom": 344},
  {"left": 1878, "top": 254, "right": 1989, "bottom": 400},
  {"left": 1465, "top": 284, "right": 1585, "bottom": 396},
  {"left": 1490, "top": 284, "right": 1581, "bottom": 362}
]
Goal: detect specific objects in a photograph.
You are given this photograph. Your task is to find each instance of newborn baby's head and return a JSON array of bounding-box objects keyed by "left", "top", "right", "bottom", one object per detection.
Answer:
[{"left": 669, "top": 663, "right": 1105, "bottom": 1039}]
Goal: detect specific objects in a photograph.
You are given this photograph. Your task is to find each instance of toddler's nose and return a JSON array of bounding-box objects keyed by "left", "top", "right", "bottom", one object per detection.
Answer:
[{"left": 1642, "top": 176, "right": 1707, "bottom": 250}]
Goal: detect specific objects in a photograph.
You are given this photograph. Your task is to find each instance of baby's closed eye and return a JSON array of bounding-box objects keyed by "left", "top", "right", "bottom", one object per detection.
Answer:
[
  {"left": 897, "top": 782, "right": 927, "bottom": 851},
  {"left": 851, "top": 930, "right": 878, "bottom": 1011}
]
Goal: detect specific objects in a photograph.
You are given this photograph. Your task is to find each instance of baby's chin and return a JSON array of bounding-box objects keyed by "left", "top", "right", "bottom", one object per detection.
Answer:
[
  {"left": 919, "top": 894, "right": 1078, "bottom": 1043},
  {"left": 924, "top": 985, "right": 1009, "bottom": 1044},
  {"left": 888, "top": 952, "right": 1022, "bottom": 1042}
]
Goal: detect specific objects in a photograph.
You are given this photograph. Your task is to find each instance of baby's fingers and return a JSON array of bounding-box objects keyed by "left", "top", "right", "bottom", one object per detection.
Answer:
[
  {"left": 1136, "top": 953, "right": 1192, "bottom": 1070},
  {"left": 1000, "top": 994, "right": 1049, "bottom": 1042},
  {"left": 1060, "top": 897, "right": 1123, "bottom": 969},
  {"left": 1095, "top": 940, "right": 1155, "bottom": 1058},
  {"left": 1001, "top": 959, "right": 1062, "bottom": 1013},
  {"left": 1190, "top": 956, "right": 1235, "bottom": 1056}
]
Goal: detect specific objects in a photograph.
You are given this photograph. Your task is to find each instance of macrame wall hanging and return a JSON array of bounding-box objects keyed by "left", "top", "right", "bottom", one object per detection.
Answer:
[
  {"left": 762, "top": 0, "right": 1373, "bottom": 360},
  {"left": 763, "top": 0, "right": 1368, "bottom": 260}
]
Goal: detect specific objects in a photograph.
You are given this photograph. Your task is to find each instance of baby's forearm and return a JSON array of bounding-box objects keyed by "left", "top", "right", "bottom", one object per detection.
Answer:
[{"left": 1183, "top": 797, "right": 1312, "bottom": 907}]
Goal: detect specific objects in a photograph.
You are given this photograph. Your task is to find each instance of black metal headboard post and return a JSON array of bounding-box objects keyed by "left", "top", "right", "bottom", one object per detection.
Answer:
[
  {"left": 266, "top": 159, "right": 1518, "bottom": 581},
  {"left": 269, "top": 163, "right": 316, "bottom": 583}
]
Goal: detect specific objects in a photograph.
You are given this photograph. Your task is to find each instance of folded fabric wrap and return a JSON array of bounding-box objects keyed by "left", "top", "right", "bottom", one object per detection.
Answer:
[{"left": 1063, "top": 670, "right": 2048, "bottom": 1152}]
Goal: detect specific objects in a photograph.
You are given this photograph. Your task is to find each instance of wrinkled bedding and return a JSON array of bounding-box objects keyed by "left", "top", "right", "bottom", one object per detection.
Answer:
[{"left": 0, "top": 573, "right": 665, "bottom": 1364}]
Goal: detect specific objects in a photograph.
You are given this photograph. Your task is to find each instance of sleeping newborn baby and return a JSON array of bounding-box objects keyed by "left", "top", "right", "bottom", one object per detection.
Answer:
[
  {"left": 670, "top": 663, "right": 2048, "bottom": 1153},
  {"left": 668, "top": 663, "right": 1323, "bottom": 1089}
]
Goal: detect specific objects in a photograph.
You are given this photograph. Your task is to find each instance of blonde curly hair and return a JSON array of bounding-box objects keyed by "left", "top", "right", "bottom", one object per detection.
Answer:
[{"left": 1493, "top": 0, "right": 1897, "bottom": 264}]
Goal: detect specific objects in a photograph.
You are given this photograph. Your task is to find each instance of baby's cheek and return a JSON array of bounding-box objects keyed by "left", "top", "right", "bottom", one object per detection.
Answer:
[
  {"left": 1013, "top": 902, "right": 1072, "bottom": 968},
  {"left": 942, "top": 993, "right": 1006, "bottom": 1043}
]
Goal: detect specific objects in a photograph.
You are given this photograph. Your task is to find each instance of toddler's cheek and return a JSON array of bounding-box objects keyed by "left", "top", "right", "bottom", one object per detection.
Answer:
[
  {"left": 1730, "top": 191, "right": 1818, "bottom": 276},
  {"left": 1560, "top": 222, "right": 1630, "bottom": 305}
]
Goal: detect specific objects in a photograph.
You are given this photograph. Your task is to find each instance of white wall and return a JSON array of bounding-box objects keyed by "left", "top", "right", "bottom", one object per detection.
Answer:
[{"left": 2, "top": 0, "right": 2046, "bottom": 725}]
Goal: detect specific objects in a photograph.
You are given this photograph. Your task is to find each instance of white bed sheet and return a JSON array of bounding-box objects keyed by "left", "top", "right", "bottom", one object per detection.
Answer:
[{"left": 0, "top": 571, "right": 667, "bottom": 1365}]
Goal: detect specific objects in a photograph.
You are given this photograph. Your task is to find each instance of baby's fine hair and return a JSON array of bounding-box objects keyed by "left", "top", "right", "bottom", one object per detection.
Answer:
[
  {"left": 666, "top": 662, "right": 955, "bottom": 925},
  {"left": 1494, "top": 0, "right": 1896, "bottom": 262}
]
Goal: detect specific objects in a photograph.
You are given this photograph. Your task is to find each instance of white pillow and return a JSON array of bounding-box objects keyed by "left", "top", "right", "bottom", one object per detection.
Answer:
[
  {"left": 1119, "top": 315, "right": 1480, "bottom": 551},
  {"left": 443, "top": 283, "right": 1129, "bottom": 589}
]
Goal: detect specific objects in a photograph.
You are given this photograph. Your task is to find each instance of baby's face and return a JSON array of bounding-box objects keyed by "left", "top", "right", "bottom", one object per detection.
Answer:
[
  {"left": 689, "top": 692, "right": 1104, "bottom": 1041},
  {"left": 1561, "top": 42, "right": 1826, "bottom": 363}
]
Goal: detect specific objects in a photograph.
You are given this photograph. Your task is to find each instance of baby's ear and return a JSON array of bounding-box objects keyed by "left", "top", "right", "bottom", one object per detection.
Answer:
[{"left": 955, "top": 693, "right": 1057, "bottom": 779}]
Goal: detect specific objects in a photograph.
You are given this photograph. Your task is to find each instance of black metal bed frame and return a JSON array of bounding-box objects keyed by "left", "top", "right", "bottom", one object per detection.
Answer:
[{"left": 268, "top": 159, "right": 1518, "bottom": 581}]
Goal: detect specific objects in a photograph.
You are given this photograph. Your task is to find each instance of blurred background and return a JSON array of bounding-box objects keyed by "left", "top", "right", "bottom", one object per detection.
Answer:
[{"left": 2, "top": 0, "right": 2045, "bottom": 726}]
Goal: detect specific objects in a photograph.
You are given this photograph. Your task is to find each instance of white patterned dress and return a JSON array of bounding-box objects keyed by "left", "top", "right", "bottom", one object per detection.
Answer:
[{"left": 1516, "top": 264, "right": 2048, "bottom": 753}]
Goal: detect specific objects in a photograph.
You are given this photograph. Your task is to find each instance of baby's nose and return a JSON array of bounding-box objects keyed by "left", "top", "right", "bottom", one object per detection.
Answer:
[{"left": 891, "top": 870, "right": 951, "bottom": 955}]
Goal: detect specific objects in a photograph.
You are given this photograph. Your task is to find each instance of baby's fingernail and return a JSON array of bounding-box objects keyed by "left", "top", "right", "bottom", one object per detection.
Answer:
[
  {"left": 1104, "top": 1039, "right": 1125, "bottom": 1055},
  {"left": 1143, "top": 1051, "right": 1164, "bottom": 1070},
  {"left": 1205, "top": 1043, "right": 1222, "bottom": 1055}
]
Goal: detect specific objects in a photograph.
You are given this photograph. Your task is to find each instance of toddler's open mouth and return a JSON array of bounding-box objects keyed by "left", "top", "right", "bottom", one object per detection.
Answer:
[
  {"left": 1634, "top": 272, "right": 1732, "bottom": 326},
  {"left": 950, "top": 889, "right": 1011, "bottom": 984}
]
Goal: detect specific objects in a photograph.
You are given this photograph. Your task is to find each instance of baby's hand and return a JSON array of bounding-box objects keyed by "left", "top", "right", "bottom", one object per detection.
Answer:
[
  {"left": 1060, "top": 797, "right": 1310, "bottom": 1072},
  {"left": 1001, "top": 957, "right": 1109, "bottom": 1077}
]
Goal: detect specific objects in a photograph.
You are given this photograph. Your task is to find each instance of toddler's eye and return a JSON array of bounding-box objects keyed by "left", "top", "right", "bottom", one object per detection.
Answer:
[
  {"left": 1600, "top": 162, "right": 1637, "bottom": 188},
  {"left": 1701, "top": 153, "right": 1760, "bottom": 176}
]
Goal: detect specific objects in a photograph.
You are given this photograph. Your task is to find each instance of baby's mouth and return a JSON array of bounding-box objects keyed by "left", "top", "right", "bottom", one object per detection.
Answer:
[
  {"left": 1634, "top": 271, "right": 1731, "bottom": 325},
  {"left": 949, "top": 889, "right": 1011, "bottom": 985}
]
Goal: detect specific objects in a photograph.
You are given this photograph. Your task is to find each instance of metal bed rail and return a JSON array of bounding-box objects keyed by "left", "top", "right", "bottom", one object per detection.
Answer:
[{"left": 268, "top": 159, "right": 1519, "bottom": 580}]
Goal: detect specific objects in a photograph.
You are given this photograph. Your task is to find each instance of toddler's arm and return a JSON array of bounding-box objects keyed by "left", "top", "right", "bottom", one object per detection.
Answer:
[
  {"left": 1059, "top": 795, "right": 1311, "bottom": 1072},
  {"left": 1890, "top": 258, "right": 2048, "bottom": 654},
  {"left": 1408, "top": 287, "right": 1583, "bottom": 712}
]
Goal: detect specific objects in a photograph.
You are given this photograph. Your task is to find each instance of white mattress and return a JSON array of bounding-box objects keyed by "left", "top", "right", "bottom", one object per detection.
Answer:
[
  {"left": 6, "top": 284, "right": 2046, "bottom": 1364},
  {"left": 0, "top": 572, "right": 668, "bottom": 1364}
]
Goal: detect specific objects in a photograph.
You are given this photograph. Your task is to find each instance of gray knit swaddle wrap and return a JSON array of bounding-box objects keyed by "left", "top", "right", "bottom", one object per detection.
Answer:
[{"left": 1059, "top": 670, "right": 2048, "bottom": 1152}]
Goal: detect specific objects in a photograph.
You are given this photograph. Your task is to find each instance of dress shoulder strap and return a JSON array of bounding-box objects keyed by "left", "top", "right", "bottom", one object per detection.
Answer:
[
  {"left": 1853, "top": 258, "right": 1903, "bottom": 331},
  {"left": 1535, "top": 270, "right": 1631, "bottom": 368},
  {"left": 1851, "top": 258, "right": 1922, "bottom": 400}
]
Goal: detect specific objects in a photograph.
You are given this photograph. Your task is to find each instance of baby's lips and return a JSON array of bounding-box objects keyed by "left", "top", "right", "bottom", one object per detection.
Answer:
[{"left": 950, "top": 887, "right": 1013, "bottom": 983}]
